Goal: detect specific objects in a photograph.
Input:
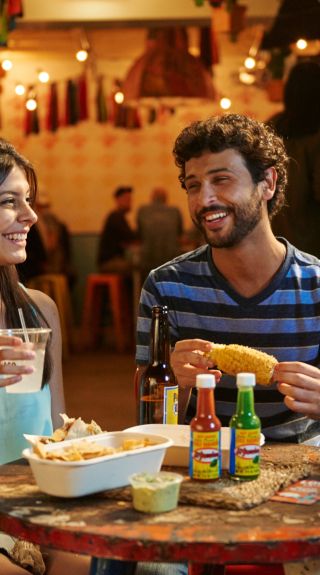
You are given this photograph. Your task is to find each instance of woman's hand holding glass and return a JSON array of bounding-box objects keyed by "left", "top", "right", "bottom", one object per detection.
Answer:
[{"left": 0, "top": 335, "right": 35, "bottom": 387}]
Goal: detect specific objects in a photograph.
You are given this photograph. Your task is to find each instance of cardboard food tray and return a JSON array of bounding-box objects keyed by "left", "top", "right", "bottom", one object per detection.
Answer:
[{"left": 23, "top": 431, "right": 173, "bottom": 498}]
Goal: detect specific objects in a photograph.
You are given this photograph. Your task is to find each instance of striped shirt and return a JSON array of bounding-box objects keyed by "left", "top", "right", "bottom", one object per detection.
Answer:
[{"left": 136, "top": 239, "right": 320, "bottom": 443}]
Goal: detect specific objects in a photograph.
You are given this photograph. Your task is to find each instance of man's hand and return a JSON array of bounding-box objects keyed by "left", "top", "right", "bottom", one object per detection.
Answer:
[
  {"left": 171, "top": 338, "right": 221, "bottom": 389},
  {"left": 274, "top": 362, "right": 320, "bottom": 419}
]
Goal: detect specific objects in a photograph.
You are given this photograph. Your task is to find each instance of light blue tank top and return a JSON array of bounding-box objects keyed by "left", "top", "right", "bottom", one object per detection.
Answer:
[{"left": 0, "top": 384, "right": 52, "bottom": 464}]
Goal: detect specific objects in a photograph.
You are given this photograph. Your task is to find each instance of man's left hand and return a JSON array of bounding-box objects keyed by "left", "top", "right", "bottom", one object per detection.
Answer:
[{"left": 274, "top": 362, "right": 320, "bottom": 419}]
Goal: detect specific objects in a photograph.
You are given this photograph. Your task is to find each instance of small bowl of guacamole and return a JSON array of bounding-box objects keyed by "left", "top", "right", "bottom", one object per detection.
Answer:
[{"left": 129, "top": 471, "right": 183, "bottom": 513}]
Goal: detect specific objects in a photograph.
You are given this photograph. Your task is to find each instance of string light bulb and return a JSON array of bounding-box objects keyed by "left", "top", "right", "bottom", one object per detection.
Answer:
[
  {"left": 15, "top": 83, "right": 25, "bottom": 96},
  {"left": 76, "top": 49, "right": 88, "bottom": 62},
  {"left": 296, "top": 38, "right": 307, "bottom": 50},
  {"left": 239, "top": 71, "right": 255, "bottom": 85},
  {"left": 114, "top": 90, "right": 124, "bottom": 104},
  {"left": 38, "top": 70, "right": 50, "bottom": 83},
  {"left": 244, "top": 56, "right": 256, "bottom": 70},
  {"left": 220, "top": 97, "right": 231, "bottom": 110},
  {"left": 1, "top": 59, "right": 13, "bottom": 71},
  {"left": 26, "top": 97, "right": 37, "bottom": 111}
]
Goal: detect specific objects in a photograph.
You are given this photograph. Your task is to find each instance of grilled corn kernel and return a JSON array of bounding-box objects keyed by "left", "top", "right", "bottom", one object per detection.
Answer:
[{"left": 206, "top": 343, "right": 277, "bottom": 386}]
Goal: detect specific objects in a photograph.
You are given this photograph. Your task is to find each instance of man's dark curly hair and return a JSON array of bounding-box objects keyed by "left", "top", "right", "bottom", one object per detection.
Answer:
[{"left": 173, "top": 114, "right": 289, "bottom": 219}]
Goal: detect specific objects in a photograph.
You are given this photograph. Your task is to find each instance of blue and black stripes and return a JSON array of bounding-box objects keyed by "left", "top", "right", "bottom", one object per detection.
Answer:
[{"left": 136, "top": 239, "right": 320, "bottom": 442}]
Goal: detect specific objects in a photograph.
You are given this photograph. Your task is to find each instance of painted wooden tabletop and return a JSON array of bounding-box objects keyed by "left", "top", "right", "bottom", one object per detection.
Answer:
[{"left": 0, "top": 444, "right": 319, "bottom": 565}]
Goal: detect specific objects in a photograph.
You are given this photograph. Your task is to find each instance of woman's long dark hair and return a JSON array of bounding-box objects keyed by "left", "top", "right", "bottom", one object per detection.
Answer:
[{"left": 0, "top": 138, "right": 52, "bottom": 386}]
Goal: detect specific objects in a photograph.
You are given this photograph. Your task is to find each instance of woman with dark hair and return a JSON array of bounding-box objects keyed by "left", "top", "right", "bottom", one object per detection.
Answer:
[
  {"left": 0, "top": 138, "right": 91, "bottom": 574},
  {"left": 0, "top": 137, "right": 65, "bottom": 463},
  {"left": 268, "top": 59, "right": 320, "bottom": 257}
]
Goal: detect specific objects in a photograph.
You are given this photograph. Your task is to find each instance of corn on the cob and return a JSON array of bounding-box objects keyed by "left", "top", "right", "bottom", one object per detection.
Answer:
[{"left": 206, "top": 343, "right": 277, "bottom": 386}]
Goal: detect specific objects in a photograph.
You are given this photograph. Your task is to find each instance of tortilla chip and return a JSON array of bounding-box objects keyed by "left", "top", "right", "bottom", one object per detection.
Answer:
[{"left": 32, "top": 437, "right": 154, "bottom": 462}]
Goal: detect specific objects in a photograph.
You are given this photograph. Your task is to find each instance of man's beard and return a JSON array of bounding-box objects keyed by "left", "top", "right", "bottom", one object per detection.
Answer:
[{"left": 193, "top": 187, "right": 263, "bottom": 248}]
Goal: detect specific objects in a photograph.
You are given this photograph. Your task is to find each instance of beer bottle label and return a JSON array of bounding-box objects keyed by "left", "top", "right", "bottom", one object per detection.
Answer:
[
  {"left": 189, "top": 431, "right": 221, "bottom": 480},
  {"left": 229, "top": 428, "right": 260, "bottom": 477},
  {"left": 163, "top": 385, "right": 178, "bottom": 424}
]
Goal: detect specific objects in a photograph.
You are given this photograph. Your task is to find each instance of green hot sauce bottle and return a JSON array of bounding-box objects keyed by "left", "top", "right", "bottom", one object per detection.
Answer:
[{"left": 229, "top": 372, "right": 261, "bottom": 481}]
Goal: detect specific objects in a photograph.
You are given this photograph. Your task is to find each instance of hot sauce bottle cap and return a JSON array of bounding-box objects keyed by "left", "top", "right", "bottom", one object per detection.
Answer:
[
  {"left": 196, "top": 373, "right": 216, "bottom": 389},
  {"left": 236, "top": 372, "right": 256, "bottom": 388}
]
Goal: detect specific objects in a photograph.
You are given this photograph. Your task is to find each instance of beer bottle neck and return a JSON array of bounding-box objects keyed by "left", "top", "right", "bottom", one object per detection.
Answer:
[{"left": 150, "top": 314, "right": 170, "bottom": 365}]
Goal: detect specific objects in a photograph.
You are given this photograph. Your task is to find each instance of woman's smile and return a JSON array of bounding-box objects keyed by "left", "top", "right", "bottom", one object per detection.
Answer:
[{"left": 2, "top": 232, "right": 28, "bottom": 245}]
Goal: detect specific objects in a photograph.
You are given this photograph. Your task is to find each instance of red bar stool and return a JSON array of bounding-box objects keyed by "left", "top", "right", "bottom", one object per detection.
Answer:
[{"left": 81, "top": 273, "right": 130, "bottom": 353}]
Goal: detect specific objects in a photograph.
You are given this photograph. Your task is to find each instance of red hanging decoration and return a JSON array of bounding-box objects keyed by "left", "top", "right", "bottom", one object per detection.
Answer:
[
  {"left": 78, "top": 74, "right": 88, "bottom": 121},
  {"left": 25, "top": 108, "right": 40, "bottom": 136},
  {"left": 24, "top": 86, "right": 40, "bottom": 136},
  {"left": 46, "top": 82, "right": 59, "bottom": 132},
  {"left": 65, "top": 79, "right": 79, "bottom": 125},
  {"left": 5, "top": 0, "right": 23, "bottom": 37},
  {"left": 96, "top": 76, "right": 108, "bottom": 123},
  {"left": 200, "top": 26, "right": 219, "bottom": 70},
  {"left": 113, "top": 102, "right": 126, "bottom": 127},
  {"left": 148, "top": 107, "right": 157, "bottom": 124},
  {"left": 126, "top": 106, "right": 141, "bottom": 129},
  {"left": 7, "top": 0, "right": 23, "bottom": 18}
]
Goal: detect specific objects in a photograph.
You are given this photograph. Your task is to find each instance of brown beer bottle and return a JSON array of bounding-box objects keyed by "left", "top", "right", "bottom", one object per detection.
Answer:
[{"left": 138, "top": 305, "right": 178, "bottom": 425}]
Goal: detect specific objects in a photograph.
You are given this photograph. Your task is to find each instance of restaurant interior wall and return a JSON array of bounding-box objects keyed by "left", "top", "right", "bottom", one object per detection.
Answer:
[
  {"left": 0, "top": 13, "right": 283, "bottom": 321},
  {"left": 0, "top": 26, "right": 283, "bottom": 235}
]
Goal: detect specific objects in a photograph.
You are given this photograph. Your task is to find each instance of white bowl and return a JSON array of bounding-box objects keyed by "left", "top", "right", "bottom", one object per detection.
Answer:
[
  {"left": 124, "top": 424, "right": 190, "bottom": 467},
  {"left": 124, "top": 424, "right": 265, "bottom": 469},
  {"left": 23, "top": 431, "right": 173, "bottom": 498}
]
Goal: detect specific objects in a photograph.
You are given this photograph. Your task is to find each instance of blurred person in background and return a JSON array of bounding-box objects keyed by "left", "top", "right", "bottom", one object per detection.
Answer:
[
  {"left": 97, "top": 186, "right": 138, "bottom": 274},
  {"left": 137, "top": 187, "right": 184, "bottom": 280},
  {"left": 17, "top": 191, "right": 76, "bottom": 289},
  {"left": 268, "top": 59, "right": 320, "bottom": 257}
]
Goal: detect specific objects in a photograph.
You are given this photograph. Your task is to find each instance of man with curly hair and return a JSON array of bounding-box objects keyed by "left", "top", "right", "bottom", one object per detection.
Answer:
[{"left": 136, "top": 114, "right": 320, "bottom": 445}]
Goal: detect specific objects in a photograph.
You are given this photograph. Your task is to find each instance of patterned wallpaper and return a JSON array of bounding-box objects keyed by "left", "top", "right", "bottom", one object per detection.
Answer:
[{"left": 0, "top": 30, "right": 282, "bottom": 234}]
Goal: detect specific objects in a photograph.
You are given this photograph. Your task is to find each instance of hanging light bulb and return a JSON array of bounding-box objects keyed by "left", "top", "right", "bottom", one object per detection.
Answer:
[
  {"left": 220, "top": 97, "right": 231, "bottom": 110},
  {"left": 113, "top": 78, "right": 124, "bottom": 104},
  {"left": 1, "top": 59, "right": 13, "bottom": 71},
  {"left": 114, "top": 90, "right": 124, "bottom": 104},
  {"left": 296, "top": 38, "right": 308, "bottom": 50},
  {"left": 76, "top": 49, "right": 88, "bottom": 62},
  {"left": 38, "top": 70, "right": 50, "bottom": 83},
  {"left": 26, "top": 96, "right": 37, "bottom": 111},
  {"left": 239, "top": 71, "right": 255, "bottom": 85},
  {"left": 244, "top": 56, "right": 256, "bottom": 70},
  {"left": 76, "top": 28, "right": 90, "bottom": 63},
  {"left": 15, "top": 83, "right": 26, "bottom": 96}
]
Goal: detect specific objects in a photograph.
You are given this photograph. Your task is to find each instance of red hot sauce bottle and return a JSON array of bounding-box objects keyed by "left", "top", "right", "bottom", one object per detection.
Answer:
[{"left": 189, "top": 374, "right": 221, "bottom": 481}]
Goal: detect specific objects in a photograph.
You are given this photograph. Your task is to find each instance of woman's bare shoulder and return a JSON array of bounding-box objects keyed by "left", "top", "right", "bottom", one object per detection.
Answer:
[{"left": 25, "top": 288, "right": 59, "bottom": 326}]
